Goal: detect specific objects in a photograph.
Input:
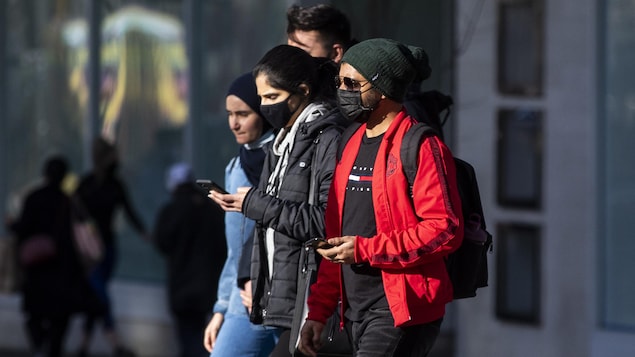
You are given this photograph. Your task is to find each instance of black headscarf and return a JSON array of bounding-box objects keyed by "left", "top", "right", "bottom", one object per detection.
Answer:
[
  {"left": 227, "top": 73, "right": 272, "bottom": 187},
  {"left": 239, "top": 145, "right": 267, "bottom": 187}
]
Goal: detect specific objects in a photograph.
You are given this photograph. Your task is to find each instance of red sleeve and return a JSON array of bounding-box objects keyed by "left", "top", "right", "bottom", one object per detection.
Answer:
[
  {"left": 306, "top": 258, "right": 341, "bottom": 324},
  {"left": 355, "top": 136, "right": 464, "bottom": 268}
]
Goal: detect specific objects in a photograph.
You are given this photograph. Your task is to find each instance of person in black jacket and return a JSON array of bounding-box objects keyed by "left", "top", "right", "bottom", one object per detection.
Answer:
[
  {"left": 209, "top": 44, "right": 348, "bottom": 357},
  {"left": 7, "top": 155, "right": 90, "bottom": 357},
  {"left": 153, "top": 162, "right": 226, "bottom": 357},
  {"left": 202, "top": 73, "right": 278, "bottom": 357}
]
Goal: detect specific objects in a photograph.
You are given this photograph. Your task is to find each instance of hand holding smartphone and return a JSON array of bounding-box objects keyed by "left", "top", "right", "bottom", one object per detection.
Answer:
[
  {"left": 305, "top": 237, "right": 334, "bottom": 250},
  {"left": 196, "top": 179, "right": 229, "bottom": 194}
]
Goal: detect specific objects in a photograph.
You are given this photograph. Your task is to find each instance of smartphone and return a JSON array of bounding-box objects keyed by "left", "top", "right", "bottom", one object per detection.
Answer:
[
  {"left": 305, "top": 237, "right": 334, "bottom": 250},
  {"left": 196, "top": 179, "right": 229, "bottom": 194}
]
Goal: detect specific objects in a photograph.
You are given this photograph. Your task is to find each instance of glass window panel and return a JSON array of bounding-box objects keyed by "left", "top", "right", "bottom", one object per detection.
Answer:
[
  {"left": 3, "top": 1, "right": 87, "bottom": 218},
  {"left": 496, "top": 109, "right": 543, "bottom": 209},
  {"left": 497, "top": 0, "right": 544, "bottom": 96},
  {"left": 95, "top": 4, "right": 190, "bottom": 281},
  {"left": 600, "top": 0, "right": 635, "bottom": 330},
  {"left": 496, "top": 223, "right": 541, "bottom": 324},
  {"left": 97, "top": 1, "right": 288, "bottom": 281}
]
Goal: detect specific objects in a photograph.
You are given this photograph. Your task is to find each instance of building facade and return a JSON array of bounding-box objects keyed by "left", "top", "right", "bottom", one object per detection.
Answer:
[{"left": 453, "top": 0, "right": 635, "bottom": 356}]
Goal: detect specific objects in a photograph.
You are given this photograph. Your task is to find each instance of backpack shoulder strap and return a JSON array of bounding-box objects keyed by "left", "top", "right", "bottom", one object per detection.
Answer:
[
  {"left": 401, "top": 122, "right": 440, "bottom": 188},
  {"left": 402, "top": 124, "right": 489, "bottom": 230},
  {"left": 454, "top": 157, "right": 488, "bottom": 230},
  {"left": 336, "top": 122, "right": 362, "bottom": 162}
]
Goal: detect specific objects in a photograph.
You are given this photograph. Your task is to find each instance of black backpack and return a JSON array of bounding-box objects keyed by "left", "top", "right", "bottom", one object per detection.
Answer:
[
  {"left": 401, "top": 123, "right": 492, "bottom": 299},
  {"left": 336, "top": 92, "right": 492, "bottom": 299},
  {"left": 403, "top": 89, "right": 454, "bottom": 141}
]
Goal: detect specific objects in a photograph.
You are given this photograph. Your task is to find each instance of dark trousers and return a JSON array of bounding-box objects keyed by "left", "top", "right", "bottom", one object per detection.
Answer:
[
  {"left": 174, "top": 311, "right": 210, "bottom": 357},
  {"left": 352, "top": 308, "right": 442, "bottom": 357},
  {"left": 83, "top": 245, "right": 116, "bottom": 333},
  {"left": 25, "top": 312, "right": 70, "bottom": 357}
]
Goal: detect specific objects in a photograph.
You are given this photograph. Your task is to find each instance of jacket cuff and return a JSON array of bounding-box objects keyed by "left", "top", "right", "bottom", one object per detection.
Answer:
[
  {"left": 212, "top": 300, "right": 228, "bottom": 315},
  {"left": 242, "top": 187, "right": 263, "bottom": 221},
  {"left": 354, "top": 235, "right": 366, "bottom": 263},
  {"left": 306, "top": 308, "right": 330, "bottom": 324}
]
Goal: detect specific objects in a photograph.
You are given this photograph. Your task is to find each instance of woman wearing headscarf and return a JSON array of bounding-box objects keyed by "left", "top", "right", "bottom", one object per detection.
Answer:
[{"left": 203, "top": 73, "right": 278, "bottom": 357}]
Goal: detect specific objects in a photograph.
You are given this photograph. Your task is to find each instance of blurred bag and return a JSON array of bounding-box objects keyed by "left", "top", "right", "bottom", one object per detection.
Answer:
[
  {"left": 71, "top": 195, "right": 104, "bottom": 271},
  {"left": 19, "top": 234, "right": 57, "bottom": 267},
  {"left": 401, "top": 123, "right": 493, "bottom": 299},
  {"left": 72, "top": 219, "right": 103, "bottom": 271}
]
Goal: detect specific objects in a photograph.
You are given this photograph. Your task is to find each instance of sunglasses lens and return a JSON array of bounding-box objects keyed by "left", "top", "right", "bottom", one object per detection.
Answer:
[
  {"left": 344, "top": 77, "right": 356, "bottom": 89},
  {"left": 336, "top": 76, "right": 363, "bottom": 90}
]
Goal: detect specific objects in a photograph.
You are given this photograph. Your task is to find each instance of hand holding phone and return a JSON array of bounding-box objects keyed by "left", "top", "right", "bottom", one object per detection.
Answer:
[
  {"left": 305, "top": 237, "right": 334, "bottom": 250},
  {"left": 196, "top": 179, "right": 229, "bottom": 194}
]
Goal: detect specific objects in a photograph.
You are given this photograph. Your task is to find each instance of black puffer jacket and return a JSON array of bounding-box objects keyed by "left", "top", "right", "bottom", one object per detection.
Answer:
[
  {"left": 243, "top": 106, "right": 348, "bottom": 328},
  {"left": 153, "top": 184, "right": 227, "bottom": 314}
]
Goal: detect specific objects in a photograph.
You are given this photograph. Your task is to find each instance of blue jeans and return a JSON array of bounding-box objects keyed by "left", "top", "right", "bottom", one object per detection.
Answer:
[
  {"left": 210, "top": 312, "right": 282, "bottom": 357},
  {"left": 352, "top": 307, "right": 442, "bottom": 357},
  {"left": 84, "top": 245, "right": 116, "bottom": 331}
]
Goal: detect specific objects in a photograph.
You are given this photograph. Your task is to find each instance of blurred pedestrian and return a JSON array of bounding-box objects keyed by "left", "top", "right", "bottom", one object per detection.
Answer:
[
  {"left": 202, "top": 72, "right": 278, "bottom": 357},
  {"left": 154, "top": 162, "right": 226, "bottom": 357},
  {"left": 74, "top": 136, "right": 148, "bottom": 357},
  {"left": 6, "top": 155, "right": 89, "bottom": 357}
]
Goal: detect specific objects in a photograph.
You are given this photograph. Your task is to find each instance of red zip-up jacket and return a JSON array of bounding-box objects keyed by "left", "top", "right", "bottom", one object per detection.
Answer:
[{"left": 306, "top": 111, "right": 464, "bottom": 327}]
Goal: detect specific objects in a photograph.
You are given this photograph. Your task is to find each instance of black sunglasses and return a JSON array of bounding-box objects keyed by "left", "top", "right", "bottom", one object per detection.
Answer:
[{"left": 334, "top": 76, "right": 371, "bottom": 91}]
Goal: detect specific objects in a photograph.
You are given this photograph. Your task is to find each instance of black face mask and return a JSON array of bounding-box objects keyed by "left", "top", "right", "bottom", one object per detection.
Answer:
[
  {"left": 336, "top": 89, "right": 374, "bottom": 123},
  {"left": 260, "top": 95, "right": 294, "bottom": 129}
]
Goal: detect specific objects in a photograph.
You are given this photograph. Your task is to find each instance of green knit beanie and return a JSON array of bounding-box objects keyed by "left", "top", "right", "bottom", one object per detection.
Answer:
[{"left": 341, "top": 38, "right": 431, "bottom": 101}]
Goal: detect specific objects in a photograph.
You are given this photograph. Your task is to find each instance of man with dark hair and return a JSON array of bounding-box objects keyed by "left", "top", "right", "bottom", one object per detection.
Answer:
[{"left": 286, "top": 3, "right": 352, "bottom": 63}]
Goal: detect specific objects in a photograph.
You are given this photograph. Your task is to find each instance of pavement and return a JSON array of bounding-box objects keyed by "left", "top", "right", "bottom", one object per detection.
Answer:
[
  {"left": 0, "top": 350, "right": 26, "bottom": 357},
  {"left": 0, "top": 350, "right": 35, "bottom": 357},
  {"left": 0, "top": 332, "right": 453, "bottom": 357},
  {"left": 0, "top": 350, "right": 110, "bottom": 357}
]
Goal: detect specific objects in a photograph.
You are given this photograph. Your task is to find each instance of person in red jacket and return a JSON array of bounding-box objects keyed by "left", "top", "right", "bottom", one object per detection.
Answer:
[{"left": 298, "top": 38, "right": 464, "bottom": 357}]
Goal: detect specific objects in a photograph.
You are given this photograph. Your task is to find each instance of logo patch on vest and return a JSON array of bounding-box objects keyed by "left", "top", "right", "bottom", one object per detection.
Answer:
[{"left": 387, "top": 153, "right": 398, "bottom": 177}]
